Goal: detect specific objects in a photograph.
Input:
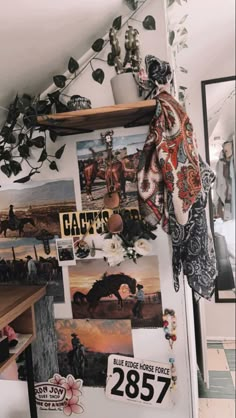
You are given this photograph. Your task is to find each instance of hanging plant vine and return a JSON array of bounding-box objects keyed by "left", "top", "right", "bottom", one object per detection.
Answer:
[{"left": 0, "top": 0, "right": 156, "bottom": 186}]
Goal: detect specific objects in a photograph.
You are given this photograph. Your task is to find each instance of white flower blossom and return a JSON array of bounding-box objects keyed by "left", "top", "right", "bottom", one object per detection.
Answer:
[
  {"left": 103, "top": 236, "right": 125, "bottom": 266},
  {"left": 134, "top": 238, "right": 152, "bottom": 256}
]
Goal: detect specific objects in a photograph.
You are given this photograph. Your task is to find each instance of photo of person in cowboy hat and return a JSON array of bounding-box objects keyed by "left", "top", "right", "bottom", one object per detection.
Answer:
[{"left": 132, "top": 284, "right": 145, "bottom": 319}]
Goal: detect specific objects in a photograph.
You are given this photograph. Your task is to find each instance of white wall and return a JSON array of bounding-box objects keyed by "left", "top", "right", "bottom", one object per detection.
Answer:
[
  {"left": 0, "top": 1, "right": 197, "bottom": 418},
  {"left": 186, "top": 0, "right": 235, "bottom": 339}
]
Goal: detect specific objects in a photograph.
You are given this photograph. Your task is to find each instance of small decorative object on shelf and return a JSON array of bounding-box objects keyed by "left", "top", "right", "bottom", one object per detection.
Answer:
[
  {"left": 162, "top": 308, "right": 177, "bottom": 349},
  {"left": 0, "top": 333, "right": 9, "bottom": 363},
  {"left": 67, "top": 95, "right": 92, "bottom": 111},
  {"left": 3, "top": 324, "right": 18, "bottom": 348}
]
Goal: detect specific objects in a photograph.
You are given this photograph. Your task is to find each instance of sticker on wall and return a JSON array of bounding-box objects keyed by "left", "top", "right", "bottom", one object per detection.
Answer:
[
  {"left": 0, "top": 178, "right": 76, "bottom": 239},
  {"left": 56, "top": 238, "right": 76, "bottom": 266},
  {"left": 55, "top": 319, "right": 134, "bottom": 388},
  {"left": 35, "top": 374, "right": 84, "bottom": 415},
  {"left": 106, "top": 354, "right": 173, "bottom": 409},
  {"left": 69, "top": 256, "right": 162, "bottom": 329},
  {"left": 76, "top": 132, "right": 146, "bottom": 211},
  {"left": 0, "top": 238, "right": 64, "bottom": 303}
]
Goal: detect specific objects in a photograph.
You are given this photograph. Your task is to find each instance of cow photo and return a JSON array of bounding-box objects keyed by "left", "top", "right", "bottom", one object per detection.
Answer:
[
  {"left": 77, "top": 131, "right": 147, "bottom": 211},
  {"left": 70, "top": 256, "right": 162, "bottom": 328},
  {"left": 55, "top": 319, "right": 133, "bottom": 387},
  {"left": 0, "top": 179, "right": 76, "bottom": 238},
  {"left": 0, "top": 238, "right": 64, "bottom": 303}
]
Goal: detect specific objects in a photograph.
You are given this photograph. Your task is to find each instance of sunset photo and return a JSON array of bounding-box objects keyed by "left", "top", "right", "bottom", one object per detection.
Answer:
[
  {"left": 69, "top": 255, "right": 162, "bottom": 328},
  {"left": 55, "top": 319, "right": 133, "bottom": 387}
]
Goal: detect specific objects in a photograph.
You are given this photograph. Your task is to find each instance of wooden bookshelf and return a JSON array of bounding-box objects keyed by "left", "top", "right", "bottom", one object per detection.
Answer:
[
  {"left": 36, "top": 100, "right": 156, "bottom": 135},
  {"left": 0, "top": 286, "right": 46, "bottom": 374}
]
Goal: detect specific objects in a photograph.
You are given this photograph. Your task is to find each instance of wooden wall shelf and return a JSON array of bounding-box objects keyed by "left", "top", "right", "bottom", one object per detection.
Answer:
[
  {"left": 37, "top": 100, "right": 156, "bottom": 136},
  {"left": 0, "top": 285, "right": 46, "bottom": 374}
]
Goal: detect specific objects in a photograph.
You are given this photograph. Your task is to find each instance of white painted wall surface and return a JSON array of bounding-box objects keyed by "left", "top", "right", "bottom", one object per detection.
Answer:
[{"left": 0, "top": 1, "right": 197, "bottom": 417}]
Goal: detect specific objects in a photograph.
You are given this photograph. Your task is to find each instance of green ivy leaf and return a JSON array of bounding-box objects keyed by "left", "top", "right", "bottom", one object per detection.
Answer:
[
  {"left": 49, "top": 161, "right": 59, "bottom": 171},
  {"left": 55, "top": 145, "right": 66, "bottom": 159},
  {"left": 91, "top": 39, "right": 104, "bottom": 52},
  {"left": 14, "top": 174, "right": 31, "bottom": 183},
  {"left": 68, "top": 57, "right": 79, "bottom": 74},
  {"left": 18, "top": 144, "right": 30, "bottom": 158},
  {"left": 1, "top": 164, "right": 12, "bottom": 177},
  {"left": 49, "top": 131, "right": 58, "bottom": 143},
  {"left": 169, "top": 30, "right": 175, "bottom": 45},
  {"left": 10, "top": 160, "right": 22, "bottom": 176},
  {"left": 179, "top": 14, "right": 188, "bottom": 24},
  {"left": 125, "top": 0, "right": 138, "bottom": 10},
  {"left": 31, "top": 136, "right": 45, "bottom": 148},
  {"left": 1, "top": 150, "right": 12, "bottom": 161},
  {"left": 107, "top": 53, "right": 115, "bottom": 66},
  {"left": 18, "top": 94, "right": 32, "bottom": 113},
  {"left": 143, "top": 15, "right": 156, "bottom": 30},
  {"left": 112, "top": 16, "right": 122, "bottom": 30},
  {"left": 18, "top": 133, "right": 25, "bottom": 144},
  {"left": 38, "top": 149, "right": 47, "bottom": 162},
  {"left": 53, "top": 75, "right": 67, "bottom": 88},
  {"left": 92, "top": 69, "right": 105, "bottom": 84}
]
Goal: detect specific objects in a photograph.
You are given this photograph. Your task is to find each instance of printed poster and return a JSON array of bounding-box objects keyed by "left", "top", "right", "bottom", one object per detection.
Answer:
[
  {"left": 77, "top": 132, "right": 146, "bottom": 211},
  {"left": 55, "top": 319, "right": 133, "bottom": 387},
  {"left": 69, "top": 256, "right": 162, "bottom": 328},
  {"left": 0, "top": 179, "right": 76, "bottom": 239},
  {"left": 0, "top": 238, "right": 64, "bottom": 303}
]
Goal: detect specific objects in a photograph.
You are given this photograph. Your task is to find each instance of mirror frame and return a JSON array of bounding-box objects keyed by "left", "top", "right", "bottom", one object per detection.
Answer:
[{"left": 201, "top": 75, "right": 236, "bottom": 303}]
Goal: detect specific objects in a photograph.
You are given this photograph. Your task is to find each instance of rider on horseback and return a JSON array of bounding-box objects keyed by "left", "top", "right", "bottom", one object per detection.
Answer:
[{"left": 8, "top": 205, "right": 19, "bottom": 229}]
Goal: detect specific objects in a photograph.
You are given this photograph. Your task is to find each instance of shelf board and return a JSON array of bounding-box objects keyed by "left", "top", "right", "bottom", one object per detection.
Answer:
[
  {"left": 36, "top": 100, "right": 156, "bottom": 136},
  {"left": 0, "top": 286, "right": 46, "bottom": 330},
  {"left": 0, "top": 333, "right": 34, "bottom": 374}
]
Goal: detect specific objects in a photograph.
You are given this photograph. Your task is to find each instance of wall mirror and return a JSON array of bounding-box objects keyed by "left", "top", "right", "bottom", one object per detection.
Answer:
[{"left": 201, "top": 75, "right": 236, "bottom": 303}]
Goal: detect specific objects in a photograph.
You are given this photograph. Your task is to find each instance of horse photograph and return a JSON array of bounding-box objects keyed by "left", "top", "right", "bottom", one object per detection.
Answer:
[
  {"left": 76, "top": 132, "right": 146, "bottom": 211},
  {"left": 69, "top": 255, "right": 162, "bottom": 328},
  {"left": 0, "top": 237, "right": 64, "bottom": 303},
  {"left": 55, "top": 319, "right": 133, "bottom": 387},
  {"left": 0, "top": 178, "right": 76, "bottom": 238}
]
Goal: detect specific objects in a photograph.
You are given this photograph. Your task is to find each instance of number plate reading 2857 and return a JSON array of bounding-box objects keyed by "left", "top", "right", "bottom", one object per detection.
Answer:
[{"left": 106, "top": 355, "right": 173, "bottom": 409}]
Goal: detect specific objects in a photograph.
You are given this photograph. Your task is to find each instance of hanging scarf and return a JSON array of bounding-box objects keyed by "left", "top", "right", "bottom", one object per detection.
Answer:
[{"left": 137, "top": 91, "right": 217, "bottom": 299}]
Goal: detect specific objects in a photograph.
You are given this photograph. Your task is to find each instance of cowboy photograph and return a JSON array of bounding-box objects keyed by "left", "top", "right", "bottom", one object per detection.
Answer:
[
  {"left": 0, "top": 237, "right": 64, "bottom": 303},
  {"left": 77, "top": 132, "right": 146, "bottom": 211},
  {"left": 0, "top": 179, "right": 76, "bottom": 238},
  {"left": 70, "top": 255, "right": 162, "bottom": 328},
  {"left": 55, "top": 319, "right": 133, "bottom": 387}
]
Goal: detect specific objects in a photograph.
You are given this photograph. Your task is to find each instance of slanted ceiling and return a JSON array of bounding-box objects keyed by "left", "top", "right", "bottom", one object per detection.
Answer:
[{"left": 0, "top": 0, "right": 125, "bottom": 123}]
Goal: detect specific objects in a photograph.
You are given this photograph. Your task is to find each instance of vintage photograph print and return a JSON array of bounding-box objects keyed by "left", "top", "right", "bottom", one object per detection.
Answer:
[
  {"left": 0, "top": 179, "right": 76, "bottom": 238},
  {"left": 0, "top": 238, "right": 64, "bottom": 303},
  {"left": 77, "top": 132, "right": 146, "bottom": 211},
  {"left": 70, "top": 256, "right": 162, "bottom": 328},
  {"left": 55, "top": 319, "right": 133, "bottom": 387}
]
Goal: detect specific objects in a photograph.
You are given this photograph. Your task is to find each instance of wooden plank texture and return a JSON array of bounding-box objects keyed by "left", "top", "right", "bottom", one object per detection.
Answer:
[
  {"left": 0, "top": 286, "right": 46, "bottom": 330},
  {"left": 37, "top": 100, "right": 156, "bottom": 134}
]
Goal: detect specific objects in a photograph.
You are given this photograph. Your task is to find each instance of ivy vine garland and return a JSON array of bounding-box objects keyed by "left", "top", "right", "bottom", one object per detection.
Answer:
[{"left": 0, "top": 0, "right": 156, "bottom": 186}]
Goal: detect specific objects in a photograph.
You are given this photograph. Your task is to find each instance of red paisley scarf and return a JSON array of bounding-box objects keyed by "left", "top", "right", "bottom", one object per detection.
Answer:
[{"left": 138, "top": 90, "right": 201, "bottom": 231}]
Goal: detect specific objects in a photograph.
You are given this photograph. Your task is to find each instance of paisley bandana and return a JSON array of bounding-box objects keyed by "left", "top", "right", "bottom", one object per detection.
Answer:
[{"left": 137, "top": 91, "right": 217, "bottom": 299}]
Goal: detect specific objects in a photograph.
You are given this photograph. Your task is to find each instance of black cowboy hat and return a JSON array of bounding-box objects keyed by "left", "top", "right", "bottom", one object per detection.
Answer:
[
  {"left": 137, "top": 284, "right": 143, "bottom": 289},
  {"left": 71, "top": 333, "right": 79, "bottom": 338},
  {"left": 25, "top": 255, "right": 32, "bottom": 259}
]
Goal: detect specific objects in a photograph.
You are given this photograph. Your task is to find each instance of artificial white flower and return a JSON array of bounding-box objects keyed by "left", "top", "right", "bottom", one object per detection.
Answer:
[
  {"left": 134, "top": 238, "right": 152, "bottom": 256},
  {"left": 106, "top": 253, "right": 125, "bottom": 267},
  {"left": 103, "top": 236, "right": 125, "bottom": 266},
  {"left": 102, "top": 236, "right": 124, "bottom": 256}
]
